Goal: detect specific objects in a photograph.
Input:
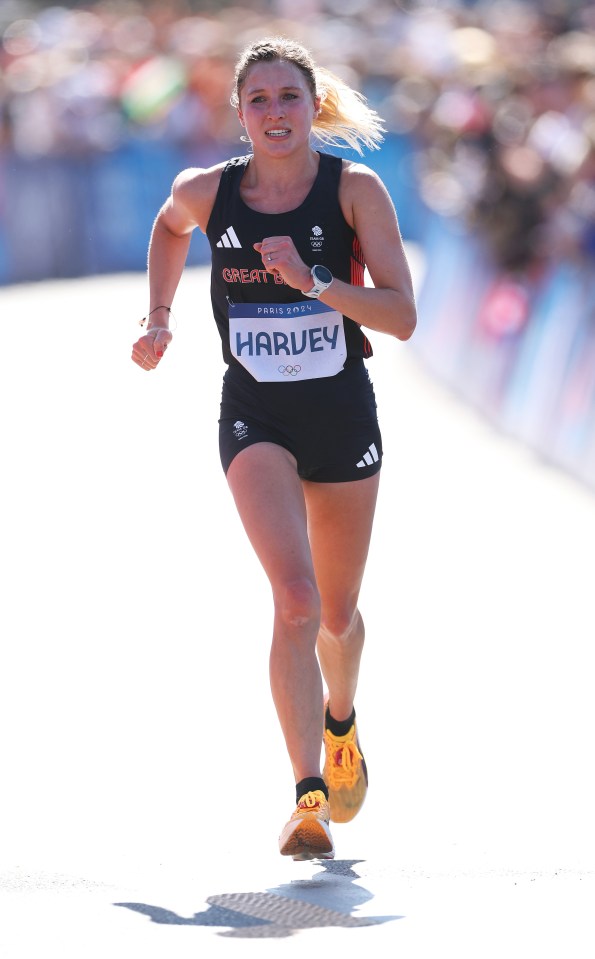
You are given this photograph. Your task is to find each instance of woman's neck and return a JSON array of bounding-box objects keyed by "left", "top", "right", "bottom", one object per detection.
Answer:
[{"left": 241, "top": 149, "right": 320, "bottom": 214}]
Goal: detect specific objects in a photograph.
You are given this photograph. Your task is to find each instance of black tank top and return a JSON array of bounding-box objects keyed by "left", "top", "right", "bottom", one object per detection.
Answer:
[{"left": 206, "top": 152, "right": 373, "bottom": 370}]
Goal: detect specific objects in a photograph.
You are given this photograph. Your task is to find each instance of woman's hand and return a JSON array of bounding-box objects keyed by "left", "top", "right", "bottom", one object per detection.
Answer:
[
  {"left": 131, "top": 328, "right": 173, "bottom": 371},
  {"left": 254, "top": 236, "right": 312, "bottom": 293}
]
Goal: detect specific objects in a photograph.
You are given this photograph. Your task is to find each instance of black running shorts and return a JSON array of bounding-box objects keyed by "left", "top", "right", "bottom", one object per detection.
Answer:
[{"left": 218, "top": 359, "right": 383, "bottom": 483}]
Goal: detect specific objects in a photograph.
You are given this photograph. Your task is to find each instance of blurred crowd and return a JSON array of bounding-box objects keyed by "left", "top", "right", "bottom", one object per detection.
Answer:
[
  {"left": 395, "top": 1, "right": 595, "bottom": 272},
  {"left": 1, "top": 0, "right": 594, "bottom": 270}
]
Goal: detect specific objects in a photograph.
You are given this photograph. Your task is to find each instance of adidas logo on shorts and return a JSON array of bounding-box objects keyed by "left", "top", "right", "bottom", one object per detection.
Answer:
[
  {"left": 356, "top": 443, "right": 379, "bottom": 468},
  {"left": 217, "top": 226, "right": 242, "bottom": 248}
]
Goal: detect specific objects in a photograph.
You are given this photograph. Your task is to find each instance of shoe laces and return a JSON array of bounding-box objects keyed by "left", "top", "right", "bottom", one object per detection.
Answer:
[
  {"left": 296, "top": 790, "right": 327, "bottom": 813},
  {"left": 325, "top": 728, "right": 363, "bottom": 789}
]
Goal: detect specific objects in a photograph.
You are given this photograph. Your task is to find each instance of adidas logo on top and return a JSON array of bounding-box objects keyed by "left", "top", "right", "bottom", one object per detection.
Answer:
[
  {"left": 356, "top": 443, "right": 379, "bottom": 468},
  {"left": 217, "top": 226, "right": 241, "bottom": 248}
]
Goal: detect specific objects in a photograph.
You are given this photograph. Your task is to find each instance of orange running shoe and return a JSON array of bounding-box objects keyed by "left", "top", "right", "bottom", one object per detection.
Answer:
[
  {"left": 323, "top": 716, "right": 368, "bottom": 823},
  {"left": 278, "top": 790, "right": 335, "bottom": 861}
]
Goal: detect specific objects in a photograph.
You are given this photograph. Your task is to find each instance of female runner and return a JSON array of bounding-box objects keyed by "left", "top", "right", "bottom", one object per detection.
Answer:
[{"left": 132, "top": 36, "right": 416, "bottom": 860}]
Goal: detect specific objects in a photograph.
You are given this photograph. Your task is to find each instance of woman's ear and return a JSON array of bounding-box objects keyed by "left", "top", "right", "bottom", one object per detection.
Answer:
[{"left": 237, "top": 109, "right": 246, "bottom": 128}]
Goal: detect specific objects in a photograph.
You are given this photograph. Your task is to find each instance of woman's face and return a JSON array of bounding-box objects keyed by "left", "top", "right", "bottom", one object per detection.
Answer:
[{"left": 237, "top": 59, "right": 320, "bottom": 154}]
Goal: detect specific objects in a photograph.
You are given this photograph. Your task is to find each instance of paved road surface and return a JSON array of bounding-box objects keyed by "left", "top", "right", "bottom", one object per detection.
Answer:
[{"left": 1, "top": 264, "right": 594, "bottom": 957}]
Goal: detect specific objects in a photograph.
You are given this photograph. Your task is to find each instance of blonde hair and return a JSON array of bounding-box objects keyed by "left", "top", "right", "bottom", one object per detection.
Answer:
[{"left": 231, "top": 37, "right": 385, "bottom": 155}]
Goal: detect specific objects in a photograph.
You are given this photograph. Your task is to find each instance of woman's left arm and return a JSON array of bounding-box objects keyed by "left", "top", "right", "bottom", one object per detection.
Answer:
[{"left": 322, "top": 162, "right": 417, "bottom": 341}]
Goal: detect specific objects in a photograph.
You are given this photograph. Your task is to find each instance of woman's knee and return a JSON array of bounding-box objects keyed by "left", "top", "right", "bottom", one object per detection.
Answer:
[
  {"left": 319, "top": 604, "right": 361, "bottom": 644},
  {"left": 276, "top": 576, "right": 320, "bottom": 629}
]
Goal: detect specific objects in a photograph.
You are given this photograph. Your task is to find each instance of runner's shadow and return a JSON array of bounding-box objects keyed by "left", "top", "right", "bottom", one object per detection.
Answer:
[{"left": 114, "top": 859, "right": 401, "bottom": 938}]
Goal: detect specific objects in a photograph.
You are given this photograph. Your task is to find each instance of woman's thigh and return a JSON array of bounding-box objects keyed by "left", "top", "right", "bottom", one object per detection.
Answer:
[
  {"left": 225, "top": 441, "right": 316, "bottom": 589},
  {"left": 303, "top": 473, "right": 381, "bottom": 615}
]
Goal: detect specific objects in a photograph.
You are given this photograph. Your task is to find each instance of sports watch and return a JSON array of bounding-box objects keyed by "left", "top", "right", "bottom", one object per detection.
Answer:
[{"left": 301, "top": 264, "right": 334, "bottom": 298}]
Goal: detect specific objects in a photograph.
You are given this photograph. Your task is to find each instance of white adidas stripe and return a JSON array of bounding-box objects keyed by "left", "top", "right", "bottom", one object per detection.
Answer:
[
  {"left": 356, "top": 443, "right": 379, "bottom": 468},
  {"left": 216, "top": 226, "right": 241, "bottom": 248}
]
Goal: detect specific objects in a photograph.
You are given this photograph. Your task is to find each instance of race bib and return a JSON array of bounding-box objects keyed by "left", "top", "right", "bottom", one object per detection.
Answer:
[{"left": 228, "top": 300, "right": 347, "bottom": 382}]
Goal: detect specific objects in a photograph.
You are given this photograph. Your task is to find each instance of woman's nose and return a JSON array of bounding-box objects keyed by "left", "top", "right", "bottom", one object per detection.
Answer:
[{"left": 267, "top": 99, "right": 285, "bottom": 119}]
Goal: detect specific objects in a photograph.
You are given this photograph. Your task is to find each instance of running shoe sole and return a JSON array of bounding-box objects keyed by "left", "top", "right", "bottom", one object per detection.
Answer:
[{"left": 279, "top": 817, "right": 335, "bottom": 861}]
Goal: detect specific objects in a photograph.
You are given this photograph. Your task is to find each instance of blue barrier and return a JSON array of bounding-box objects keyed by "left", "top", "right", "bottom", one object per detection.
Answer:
[
  {"left": 1, "top": 142, "right": 217, "bottom": 283},
  {"left": 414, "top": 212, "right": 595, "bottom": 491},
  {"left": 4, "top": 137, "right": 594, "bottom": 489},
  {"left": 0, "top": 135, "right": 421, "bottom": 285}
]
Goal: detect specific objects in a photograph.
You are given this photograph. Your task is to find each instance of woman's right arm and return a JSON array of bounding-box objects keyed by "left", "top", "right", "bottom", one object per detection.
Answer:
[{"left": 132, "top": 165, "right": 223, "bottom": 370}]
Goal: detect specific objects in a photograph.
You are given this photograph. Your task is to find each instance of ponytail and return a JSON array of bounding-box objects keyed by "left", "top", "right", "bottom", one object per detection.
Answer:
[{"left": 313, "top": 66, "right": 385, "bottom": 155}]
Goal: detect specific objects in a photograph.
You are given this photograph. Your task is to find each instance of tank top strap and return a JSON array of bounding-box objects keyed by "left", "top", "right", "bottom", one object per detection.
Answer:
[
  {"left": 220, "top": 154, "right": 251, "bottom": 197},
  {"left": 315, "top": 152, "right": 343, "bottom": 190}
]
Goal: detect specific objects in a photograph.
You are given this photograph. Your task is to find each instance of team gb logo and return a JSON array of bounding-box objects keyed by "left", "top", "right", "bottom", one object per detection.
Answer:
[{"left": 310, "top": 224, "right": 324, "bottom": 250}]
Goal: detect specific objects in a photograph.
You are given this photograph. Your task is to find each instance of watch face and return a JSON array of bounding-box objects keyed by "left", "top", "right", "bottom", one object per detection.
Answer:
[{"left": 313, "top": 265, "right": 332, "bottom": 284}]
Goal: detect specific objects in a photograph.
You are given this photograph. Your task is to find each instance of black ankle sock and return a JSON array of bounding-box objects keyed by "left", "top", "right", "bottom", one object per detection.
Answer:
[
  {"left": 325, "top": 705, "right": 356, "bottom": 737},
  {"left": 295, "top": 777, "right": 328, "bottom": 804}
]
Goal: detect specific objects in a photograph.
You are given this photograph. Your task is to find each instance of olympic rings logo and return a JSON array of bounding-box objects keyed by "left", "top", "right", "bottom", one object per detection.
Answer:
[{"left": 278, "top": 365, "right": 302, "bottom": 376}]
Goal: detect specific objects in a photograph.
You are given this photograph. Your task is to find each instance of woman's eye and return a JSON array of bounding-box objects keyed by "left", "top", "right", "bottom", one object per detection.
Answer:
[{"left": 250, "top": 93, "right": 298, "bottom": 104}]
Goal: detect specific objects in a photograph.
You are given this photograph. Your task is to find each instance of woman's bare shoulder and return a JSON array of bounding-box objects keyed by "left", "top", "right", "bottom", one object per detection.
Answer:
[
  {"left": 169, "top": 162, "right": 228, "bottom": 232},
  {"left": 340, "top": 159, "right": 389, "bottom": 194},
  {"left": 339, "top": 159, "right": 394, "bottom": 228}
]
